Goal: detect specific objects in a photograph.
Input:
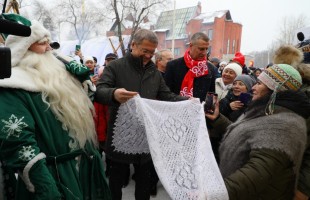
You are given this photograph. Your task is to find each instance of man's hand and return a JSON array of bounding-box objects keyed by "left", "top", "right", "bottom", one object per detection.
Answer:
[
  {"left": 294, "top": 190, "right": 309, "bottom": 200},
  {"left": 114, "top": 88, "right": 138, "bottom": 103}
]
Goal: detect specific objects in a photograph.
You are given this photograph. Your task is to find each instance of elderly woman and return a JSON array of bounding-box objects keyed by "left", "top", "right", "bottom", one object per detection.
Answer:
[
  {"left": 215, "top": 63, "right": 242, "bottom": 100},
  {"left": 206, "top": 64, "right": 310, "bottom": 199}
]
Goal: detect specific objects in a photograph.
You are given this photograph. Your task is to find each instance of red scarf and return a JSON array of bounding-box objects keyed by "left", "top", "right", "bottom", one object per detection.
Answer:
[{"left": 180, "top": 49, "right": 208, "bottom": 97}]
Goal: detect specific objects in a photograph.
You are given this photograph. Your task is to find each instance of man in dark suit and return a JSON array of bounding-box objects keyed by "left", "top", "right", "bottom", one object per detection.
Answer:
[{"left": 165, "top": 32, "right": 217, "bottom": 102}]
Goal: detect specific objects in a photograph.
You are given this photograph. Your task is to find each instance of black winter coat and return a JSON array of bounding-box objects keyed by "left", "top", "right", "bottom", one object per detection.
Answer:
[{"left": 95, "top": 53, "right": 187, "bottom": 164}]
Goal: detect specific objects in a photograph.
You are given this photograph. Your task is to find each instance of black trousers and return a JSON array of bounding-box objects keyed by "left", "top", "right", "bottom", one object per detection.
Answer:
[
  {"left": 109, "top": 160, "right": 152, "bottom": 200},
  {"left": 150, "top": 161, "right": 159, "bottom": 188}
]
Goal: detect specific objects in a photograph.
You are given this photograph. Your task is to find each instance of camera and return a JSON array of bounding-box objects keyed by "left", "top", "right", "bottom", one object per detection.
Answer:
[
  {"left": 50, "top": 41, "right": 60, "bottom": 50},
  {"left": 0, "top": 47, "right": 11, "bottom": 79},
  {"left": 0, "top": 13, "right": 32, "bottom": 79},
  {"left": 204, "top": 92, "right": 218, "bottom": 114}
]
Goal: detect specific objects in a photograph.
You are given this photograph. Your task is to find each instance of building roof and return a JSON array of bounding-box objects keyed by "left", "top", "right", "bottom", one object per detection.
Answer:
[
  {"left": 155, "top": 6, "right": 198, "bottom": 40},
  {"left": 194, "top": 10, "right": 232, "bottom": 23},
  {"left": 109, "top": 15, "right": 152, "bottom": 32}
]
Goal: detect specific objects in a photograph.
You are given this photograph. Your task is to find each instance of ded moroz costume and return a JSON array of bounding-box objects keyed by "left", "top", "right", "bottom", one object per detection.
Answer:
[{"left": 0, "top": 14, "right": 111, "bottom": 200}]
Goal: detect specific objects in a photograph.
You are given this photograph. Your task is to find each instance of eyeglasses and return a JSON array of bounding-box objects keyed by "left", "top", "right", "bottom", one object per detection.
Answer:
[{"left": 137, "top": 45, "right": 155, "bottom": 56}]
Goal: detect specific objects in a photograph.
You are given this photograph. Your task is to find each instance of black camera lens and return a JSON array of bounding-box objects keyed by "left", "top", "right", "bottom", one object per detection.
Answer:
[{"left": 50, "top": 42, "right": 60, "bottom": 49}]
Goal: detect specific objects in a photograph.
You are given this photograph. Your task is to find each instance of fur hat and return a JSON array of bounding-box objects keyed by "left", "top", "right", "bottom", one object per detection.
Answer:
[
  {"left": 295, "top": 63, "right": 310, "bottom": 82},
  {"left": 273, "top": 45, "right": 303, "bottom": 68},
  {"left": 258, "top": 64, "right": 302, "bottom": 91},
  {"left": 5, "top": 20, "right": 51, "bottom": 67},
  {"left": 232, "top": 52, "right": 245, "bottom": 66},
  {"left": 223, "top": 63, "right": 243, "bottom": 76},
  {"left": 234, "top": 75, "right": 256, "bottom": 92}
]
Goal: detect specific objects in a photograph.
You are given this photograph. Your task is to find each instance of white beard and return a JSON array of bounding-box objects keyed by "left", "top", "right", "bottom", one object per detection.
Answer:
[{"left": 17, "top": 51, "right": 97, "bottom": 148}]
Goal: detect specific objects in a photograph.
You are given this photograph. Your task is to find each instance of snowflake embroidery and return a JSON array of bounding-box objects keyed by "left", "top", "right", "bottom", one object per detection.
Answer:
[
  {"left": 69, "top": 61, "right": 88, "bottom": 72},
  {"left": 19, "top": 146, "right": 36, "bottom": 161},
  {"left": 1, "top": 114, "right": 28, "bottom": 138}
]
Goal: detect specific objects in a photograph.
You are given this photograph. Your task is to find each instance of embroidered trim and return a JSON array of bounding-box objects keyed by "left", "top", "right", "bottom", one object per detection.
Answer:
[
  {"left": 1, "top": 114, "right": 28, "bottom": 139},
  {"left": 22, "top": 152, "right": 46, "bottom": 193}
]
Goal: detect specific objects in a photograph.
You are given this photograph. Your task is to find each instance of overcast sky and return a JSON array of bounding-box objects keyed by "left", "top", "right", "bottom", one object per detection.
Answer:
[{"left": 174, "top": 0, "right": 310, "bottom": 53}]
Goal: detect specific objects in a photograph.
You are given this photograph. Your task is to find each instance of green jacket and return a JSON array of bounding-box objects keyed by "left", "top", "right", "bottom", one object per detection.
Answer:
[{"left": 0, "top": 61, "right": 111, "bottom": 200}]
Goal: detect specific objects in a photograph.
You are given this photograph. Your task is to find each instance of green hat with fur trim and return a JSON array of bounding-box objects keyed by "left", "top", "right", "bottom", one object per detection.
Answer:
[
  {"left": 0, "top": 13, "right": 31, "bottom": 39},
  {"left": 3, "top": 14, "right": 51, "bottom": 67}
]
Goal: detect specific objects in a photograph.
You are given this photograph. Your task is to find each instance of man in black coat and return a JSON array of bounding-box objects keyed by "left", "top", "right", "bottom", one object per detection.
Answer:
[
  {"left": 165, "top": 32, "right": 217, "bottom": 102},
  {"left": 95, "top": 29, "right": 188, "bottom": 200}
]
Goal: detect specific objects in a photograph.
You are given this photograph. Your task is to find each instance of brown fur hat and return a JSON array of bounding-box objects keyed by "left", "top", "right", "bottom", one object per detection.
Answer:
[
  {"left": 296, "top": 63, "right": 310, "bottom": 82},
  {"left": 273, "top": 45, "right": 304, "bottom": 68}
]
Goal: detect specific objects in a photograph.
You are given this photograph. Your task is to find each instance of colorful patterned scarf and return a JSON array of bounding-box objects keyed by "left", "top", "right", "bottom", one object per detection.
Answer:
[{"left": 180, "top": 49, "right": 209, "bottom": 97}]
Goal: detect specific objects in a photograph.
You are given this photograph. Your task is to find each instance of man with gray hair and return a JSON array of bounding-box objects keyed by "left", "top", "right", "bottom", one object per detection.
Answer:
[
  {"left": 155, "top": 49, "right": 174, "bottom": 77},
  {"left": 95, "top": 29, "right": 188, "bottom": 200}
]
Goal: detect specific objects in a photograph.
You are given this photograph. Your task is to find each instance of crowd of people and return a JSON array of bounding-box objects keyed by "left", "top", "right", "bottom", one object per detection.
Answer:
[{"left": 0, "top": 13, "right": 310, "bottom": 200}]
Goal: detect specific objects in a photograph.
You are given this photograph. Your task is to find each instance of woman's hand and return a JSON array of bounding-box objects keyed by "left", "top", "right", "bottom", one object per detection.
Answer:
[
  {"left": 90, "top": 75, "right": 99, "bottom": 85},
  {"left": 205, "top": 100, "right": 220, "bottom": 121},
  {"left": 229, "top": 100, "right": 244, "bottom": 110}
]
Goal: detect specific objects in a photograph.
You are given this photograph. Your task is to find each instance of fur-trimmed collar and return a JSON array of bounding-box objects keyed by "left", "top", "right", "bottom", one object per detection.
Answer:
[{"left": 0, "top": 67, "right": 39, "bottom": 92}]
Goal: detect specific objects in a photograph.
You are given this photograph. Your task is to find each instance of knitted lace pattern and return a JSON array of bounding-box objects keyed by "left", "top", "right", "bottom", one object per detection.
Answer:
[{"left": 113, "top": 96, "right": 229, "bottom": 200}]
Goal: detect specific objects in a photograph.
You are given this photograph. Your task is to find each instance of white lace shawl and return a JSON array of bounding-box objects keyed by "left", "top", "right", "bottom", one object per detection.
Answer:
[{"left": 113, "top": 96, "right": 228, "bottom": 200}]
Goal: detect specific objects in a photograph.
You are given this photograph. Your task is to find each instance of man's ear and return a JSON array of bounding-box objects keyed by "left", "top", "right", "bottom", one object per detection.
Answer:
[
  {"left": 189, "top": 42, "right": 193, "bottom": 48},
  {"left": 131, "top": 41, "right": 136, "bottom": 49}
]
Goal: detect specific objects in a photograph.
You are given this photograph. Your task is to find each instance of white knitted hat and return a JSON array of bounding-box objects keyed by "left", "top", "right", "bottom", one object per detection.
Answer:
[
  {"left": 5, "top": 20, "right": 51, "bottom": 67},
  {"left": 84, "top": 56, "right": 94, "bottom": 63},
  {"left": 223, "top": 63, "right": 242, "bottom": 76}
]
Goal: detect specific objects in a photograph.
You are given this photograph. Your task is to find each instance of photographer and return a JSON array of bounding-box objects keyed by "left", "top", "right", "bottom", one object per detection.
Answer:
[{"left": 0, "top": 15, "right": 111, "bottom": 200}]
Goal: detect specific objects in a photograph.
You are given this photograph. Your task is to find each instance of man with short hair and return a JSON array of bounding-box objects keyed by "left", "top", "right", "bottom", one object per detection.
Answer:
[
  {"left": 165, "top": 32, "right": 217, "bottom": 102},
  {"left": 104, "top": 53, "right": 118, "bottom": 66},
  {"left": 95, "top": 29, "right": 188, "bottom": 200},
  {"left": 154, "top": 49, "right": 174, "bottom": 76},
  {"left": 0, "top": 17, "right": 111, "bottom": 199}
]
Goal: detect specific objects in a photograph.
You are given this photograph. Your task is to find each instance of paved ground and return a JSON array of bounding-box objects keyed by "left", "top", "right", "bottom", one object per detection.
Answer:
[
  {"left": 118, "top": 165, "right": 171, "bottom": 200},
  {"left": 122, "top": 178, "right": 171, "bottom": 200}
]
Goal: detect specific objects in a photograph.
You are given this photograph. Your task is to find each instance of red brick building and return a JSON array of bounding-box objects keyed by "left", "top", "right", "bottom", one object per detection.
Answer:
[
  {"left": 106, "top": 2, "right": 242, "bottom": 59},
  {"left": 154, "top": 2, "right": 242, "bottom": 59}
]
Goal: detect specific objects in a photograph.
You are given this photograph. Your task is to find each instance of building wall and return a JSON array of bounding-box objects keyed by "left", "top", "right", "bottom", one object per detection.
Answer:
[
  {"left": 106, "top": 11, "right": 242, "bottom": 60},
  {"left": 201, "top": 16, "right": 242, "bottom": 59},
  {"left": 156, "top": 32, "right": 168, "bottom": 50},
  {"left": 222, "top": 21, "right": 242, "bottom": 57},
  {"left": 155, "top": 12, "right": 242, "bottom": 59}
]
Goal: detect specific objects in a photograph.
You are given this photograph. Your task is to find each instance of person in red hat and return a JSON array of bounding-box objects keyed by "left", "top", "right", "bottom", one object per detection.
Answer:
[
  {"left": 232, "top": 52, "right": 245, "bottom": 66},
  {"left": 231, "top": 52, "right": 250, "bottom": 74}
]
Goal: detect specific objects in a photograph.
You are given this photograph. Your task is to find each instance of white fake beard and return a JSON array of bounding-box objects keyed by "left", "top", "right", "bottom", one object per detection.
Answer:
[{"left": 17, "top": 51, "right": 97, "bottom": 148}]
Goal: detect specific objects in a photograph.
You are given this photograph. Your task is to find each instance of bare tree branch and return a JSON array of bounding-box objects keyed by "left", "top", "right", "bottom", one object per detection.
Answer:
[{"left": 110, "top": 0, "right": 169, "bottom": 56}]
